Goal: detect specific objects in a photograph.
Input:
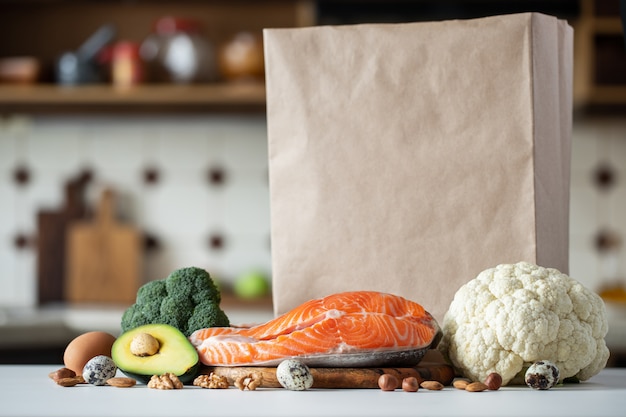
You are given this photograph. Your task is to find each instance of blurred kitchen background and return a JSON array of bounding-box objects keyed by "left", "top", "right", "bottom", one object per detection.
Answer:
[{"left": 1, "top": 0, "right": 625, "bottom": 365}]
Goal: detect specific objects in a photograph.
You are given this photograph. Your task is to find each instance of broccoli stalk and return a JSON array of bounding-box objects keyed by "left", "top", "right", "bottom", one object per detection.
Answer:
[{"left": 121, "top": 267, "right": 230, "bottom": 336}]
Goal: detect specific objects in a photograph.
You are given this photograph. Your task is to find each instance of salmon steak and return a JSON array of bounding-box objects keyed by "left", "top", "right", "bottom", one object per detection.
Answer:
[{"left": 189, "top": 291, "right": 441, "bottom": 367}]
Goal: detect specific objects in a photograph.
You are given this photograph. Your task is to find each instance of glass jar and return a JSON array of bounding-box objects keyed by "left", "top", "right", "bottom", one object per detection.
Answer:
[
  {"left": 112, "top": 41, "right": 143, "bottom": 87},
  {"left": 140, "top": 17, "right": 216, "bottom": 83}
]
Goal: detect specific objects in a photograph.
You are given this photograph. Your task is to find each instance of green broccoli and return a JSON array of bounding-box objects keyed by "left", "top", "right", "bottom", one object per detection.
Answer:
[
  {"left": 121, "top": 267, "right": 230, "bottom": 336},
  {"left": 186, "top": 301, "right": 230, "bottom": 336}
]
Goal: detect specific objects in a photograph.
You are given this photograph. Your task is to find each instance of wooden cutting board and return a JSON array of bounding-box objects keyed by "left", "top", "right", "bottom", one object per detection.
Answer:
[
  {"left": 37, "top": 176, "right": 88, "bottom": 304},
  {"left": 65, "top": 188, "right": 141, "bottom": 304},
  {"left": 202, "top": 351, "right": 456, "bottom": 389}
]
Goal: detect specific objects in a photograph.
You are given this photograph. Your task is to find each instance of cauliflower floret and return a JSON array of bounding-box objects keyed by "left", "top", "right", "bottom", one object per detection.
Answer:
[{"left": 438, "top": 262, "right": 610, "bottom": 385}]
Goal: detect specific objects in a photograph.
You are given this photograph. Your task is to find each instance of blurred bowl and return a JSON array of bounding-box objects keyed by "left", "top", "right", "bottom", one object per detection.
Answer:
[
  {"left": 0, "top": 56, "right": 41, "bottom": 84},
  {"left": 218, "top": 32, "right": 264, "bottom": 82}
]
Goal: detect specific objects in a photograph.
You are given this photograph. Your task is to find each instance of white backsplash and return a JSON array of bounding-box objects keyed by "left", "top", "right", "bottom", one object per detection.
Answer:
[
  {"left": 0, "top": 114, "right": 625, "bottom": 307},
  {"left": 0, "top": 114, "right": 271, "bottom": 307}
]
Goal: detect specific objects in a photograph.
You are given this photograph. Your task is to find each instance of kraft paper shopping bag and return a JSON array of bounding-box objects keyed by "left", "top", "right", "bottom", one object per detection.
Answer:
[{"left": 264, "top": 13, "right": 573, "bottom": 322}]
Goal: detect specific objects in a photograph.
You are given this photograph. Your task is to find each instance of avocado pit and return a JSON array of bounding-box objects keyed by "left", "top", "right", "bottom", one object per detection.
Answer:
[{"left": 130, "top": 333, "right": 160, "bottom": 357}]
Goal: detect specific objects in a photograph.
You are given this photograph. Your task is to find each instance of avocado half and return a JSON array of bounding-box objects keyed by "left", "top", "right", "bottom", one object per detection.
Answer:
[{"left": 112, "top": 323, "right": 200, "bottom": 384}]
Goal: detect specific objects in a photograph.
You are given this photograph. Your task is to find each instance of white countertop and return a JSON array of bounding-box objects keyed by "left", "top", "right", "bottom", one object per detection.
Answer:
[{"left": 1, "top": 365, "right": 624, "bottom": 417}]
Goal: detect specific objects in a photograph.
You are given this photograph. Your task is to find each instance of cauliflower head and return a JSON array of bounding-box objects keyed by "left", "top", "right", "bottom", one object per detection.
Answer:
[{"left": 438, "top": 262, "right": 610, "bottom": 385}]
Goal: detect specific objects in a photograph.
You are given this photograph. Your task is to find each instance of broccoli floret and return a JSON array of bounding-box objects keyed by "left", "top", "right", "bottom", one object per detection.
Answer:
[
  {"left": 159, "top": 296, "right": 194, "bottom": 330},
  {"left": 136, "top": 280, "right": 167, "bottom": 304},
  {"left": 187, "top": 301, "right": 230, "bottom": 336},
  {"left": 121, "top": 266, "right": 230, "bottom": 336},
  {"left": 121, "top": 300, "right": 163, "bottom": 333},
  {"left": 165, "top": 267, "right": 221, "bottom": 303}
]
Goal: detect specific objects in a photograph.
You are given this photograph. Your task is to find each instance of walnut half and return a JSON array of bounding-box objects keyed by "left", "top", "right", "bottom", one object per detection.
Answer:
[
  {"left": 193, "top": 373, "right": 229, "bottom": 389},
  {"left": 147, "top": 373, "right": 183, "bottom": 390},
  {"left": 235, "top": 373, "right": 263, "bottom": 391}
]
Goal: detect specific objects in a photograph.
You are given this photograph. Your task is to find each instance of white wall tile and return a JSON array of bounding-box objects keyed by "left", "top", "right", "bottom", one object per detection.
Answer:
[
  {"left": 0, "top": 113, "right": 624, "bottom": 307},
  {"left": 570, "top": 185, "right": 599, "bottom": 237},
  {"left": 0, "top": 243, "right": 17, "bottom": 305},
  {"left": 569, "top": 236, "right": 600, "bottom": 291},
  {"left": 571, "top": 121, "right": 599, "bottom": 186}
]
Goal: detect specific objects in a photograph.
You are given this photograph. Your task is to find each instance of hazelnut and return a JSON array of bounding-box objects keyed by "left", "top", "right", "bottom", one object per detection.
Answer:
[
  {"left": 130, "top": 333, "right": 160, "bottom": 356},
  {"left": 402, "top": 377, "right": 419, "bottom": 392},
  {"left": 377, "top": 374, "right": 399, "bottom": 391},
  {"left": 484, "top": 372, "right": 502, "bottom": 390}
]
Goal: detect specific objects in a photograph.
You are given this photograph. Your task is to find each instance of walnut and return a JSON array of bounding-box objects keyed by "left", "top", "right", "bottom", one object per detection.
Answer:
[
  {"left": 235, "top": 372, "right": 263, "bottom": 391},
  {"left": 193, "top": 373, "right": 229, "bottom": 389},
  {"left": 147, "top": 373, "right": 184, "bottom": 390}
]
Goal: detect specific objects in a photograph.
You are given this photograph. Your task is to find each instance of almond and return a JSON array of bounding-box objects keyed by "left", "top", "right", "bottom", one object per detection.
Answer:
[
  {"left": 420, "top": 380, "right": 444, "bottom": 390},
  {"left": 56, "top": 376, "right": 83, "bottom": 387},
  {"left": 465, "top": 381, "right": 488, "bottom": 392},
  {"left": 106, "top": 377, "right": 137, "bottom": 388},
  {"left": 48, "top": 367, "right": 75, "bottom": 382},
  {"left": 452, "top": 379, "right": 470, "bottom": 390}
]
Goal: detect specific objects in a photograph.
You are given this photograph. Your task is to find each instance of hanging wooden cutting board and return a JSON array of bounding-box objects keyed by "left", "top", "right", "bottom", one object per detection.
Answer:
[
  {"left": 37, "top": 175, "right": 88, "bottom": 304},
  {"left": 65, "top": 188, "right": 141, "bottom": 304}
]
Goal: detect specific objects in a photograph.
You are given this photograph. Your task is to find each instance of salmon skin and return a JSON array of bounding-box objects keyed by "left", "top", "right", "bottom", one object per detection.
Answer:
[{"left": 189, "top": 291, "right": 441, "bottom": 367}]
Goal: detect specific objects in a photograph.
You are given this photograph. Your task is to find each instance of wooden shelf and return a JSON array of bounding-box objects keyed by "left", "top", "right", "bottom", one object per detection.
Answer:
[
  {"left": 0, "top": 83, "right": 267, "bottom": 114},
  {"left": 592, "top": 17, "right": 624, "bottom": 34}
]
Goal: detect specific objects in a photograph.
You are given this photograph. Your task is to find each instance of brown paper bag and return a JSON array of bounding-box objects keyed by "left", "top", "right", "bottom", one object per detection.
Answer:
[{"left": 264, "top": 13, "right": 573, "bottom": 322}]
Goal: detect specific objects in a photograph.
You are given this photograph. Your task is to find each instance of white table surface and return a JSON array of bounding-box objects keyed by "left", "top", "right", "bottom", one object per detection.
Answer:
[{"left": 1, "top": 365, "right": 624, "bottom": 417}]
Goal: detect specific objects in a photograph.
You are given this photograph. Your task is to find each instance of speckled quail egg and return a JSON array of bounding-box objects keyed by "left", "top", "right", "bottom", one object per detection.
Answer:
[
  {"left": 83, "top": 355, "right": 117, "bottom": 386},
  {"left": 525, "top": 360, "right": 560, "bottom": 390},
  {"left": 276, "top": 359, "right": 314, "bottom": 391}
]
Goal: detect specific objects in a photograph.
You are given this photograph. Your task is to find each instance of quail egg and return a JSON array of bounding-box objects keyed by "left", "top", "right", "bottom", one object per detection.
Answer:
[
  {"left": 276, "top": 359, "right": 314, "bottom": 391},
  {"left": 83, "top": 355, "right": 117, "bottom": 386},
  {"left": 525, "top": 360, "right": 560, "bottom": 390}
]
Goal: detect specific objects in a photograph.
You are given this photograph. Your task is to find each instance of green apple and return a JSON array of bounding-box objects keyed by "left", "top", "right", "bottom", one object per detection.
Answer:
[{"left": 234, "top": 270, "right": 270, "bottom": 299}]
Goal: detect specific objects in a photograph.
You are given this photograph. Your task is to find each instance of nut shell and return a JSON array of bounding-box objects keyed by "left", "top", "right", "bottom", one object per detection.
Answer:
[
  {"left": 402, "top": 377, "right": 419, "bottom": 392},
  {"left": 484, "top": 372, "right": 502, "bottom": 390},
  {"left": 377, "top": 374, "right": 399, "bottom": 391}
]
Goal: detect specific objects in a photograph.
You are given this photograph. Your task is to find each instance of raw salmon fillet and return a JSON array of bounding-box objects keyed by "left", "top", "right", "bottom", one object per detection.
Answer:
[{"left": 189, "top": 291, "right": 440, "bottom": 367}]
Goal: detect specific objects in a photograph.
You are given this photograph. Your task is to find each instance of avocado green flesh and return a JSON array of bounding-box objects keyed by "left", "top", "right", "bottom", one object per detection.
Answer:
[{"left": 112, "top": 324, "right": 200, "bottom": 384}]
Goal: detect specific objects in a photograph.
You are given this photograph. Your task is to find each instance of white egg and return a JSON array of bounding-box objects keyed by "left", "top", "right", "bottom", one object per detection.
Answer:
[{"left": 276, "top": 359, "right": 314, "bottom": 391}]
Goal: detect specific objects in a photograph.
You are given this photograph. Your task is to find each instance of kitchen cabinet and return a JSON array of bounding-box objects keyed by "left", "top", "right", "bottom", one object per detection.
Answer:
[
  {"left": 0, "top": 0, "right": 315, "bottom": 114},
  {"left": 2, "top": 1, "right": 624, "bottom": 114},
  {"left": 573, "top": 0, "right": 626, "bottom": 111}
]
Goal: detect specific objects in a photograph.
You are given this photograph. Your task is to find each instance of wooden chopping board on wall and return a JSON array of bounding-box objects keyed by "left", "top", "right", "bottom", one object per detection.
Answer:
[
  {"left": 37, "top": 176, "right": 88, "bottom": 304},
  {"left": 65, "top": 188, "right": 141, "bottom": 304}
]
